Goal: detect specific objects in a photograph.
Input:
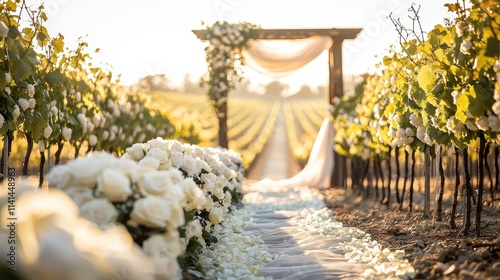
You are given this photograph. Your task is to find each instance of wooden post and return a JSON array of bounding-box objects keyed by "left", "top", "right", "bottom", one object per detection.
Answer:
[
  {"left": 329, "top": 38, "right": 346, "bottom": 187},
  {"left": 2, "top": 135, "right": 8, "bottom": 181},
  {"left": 218, "top": 100, "right": 229, "bottom": 149}
]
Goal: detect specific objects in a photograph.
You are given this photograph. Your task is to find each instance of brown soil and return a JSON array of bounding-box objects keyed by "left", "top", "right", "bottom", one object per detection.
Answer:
[{"left": 323, "top": 187, "right": 500, "bottom": 280}]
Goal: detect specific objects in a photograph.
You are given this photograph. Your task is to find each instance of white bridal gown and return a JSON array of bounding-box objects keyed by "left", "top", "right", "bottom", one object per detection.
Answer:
[{"left": 248, "top": 116, "right": 334, "bottom": 191}]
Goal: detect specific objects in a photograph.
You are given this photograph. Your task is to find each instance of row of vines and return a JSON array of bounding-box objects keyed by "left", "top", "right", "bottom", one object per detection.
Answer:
[
  {"left": 147, "top": 92, "right": 282, "bottom": 169},
  {"left": 331, "top": 0, "right": 500, "bottom": 237},
  {"left": 0, "top": 1, "right": 175, "bottom": 186}
]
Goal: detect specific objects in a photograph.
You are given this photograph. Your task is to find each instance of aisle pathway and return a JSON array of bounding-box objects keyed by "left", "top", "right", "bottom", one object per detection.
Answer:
[
  {"left": 246, "top": 103, "right": 300, "bottom": 181},
  {"left": 241, "top": 102, "right": 414, "bottom": 279}
]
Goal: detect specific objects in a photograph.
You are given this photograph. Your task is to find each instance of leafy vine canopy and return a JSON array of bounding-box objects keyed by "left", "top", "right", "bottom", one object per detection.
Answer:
[{"left": 201, "top": 21, "right": 260, "bottom": 115}]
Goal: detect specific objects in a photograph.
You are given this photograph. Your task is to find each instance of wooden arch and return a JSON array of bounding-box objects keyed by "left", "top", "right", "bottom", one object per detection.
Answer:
[{"left": 193, "top": 27, "right": 362, "bottom": 187}]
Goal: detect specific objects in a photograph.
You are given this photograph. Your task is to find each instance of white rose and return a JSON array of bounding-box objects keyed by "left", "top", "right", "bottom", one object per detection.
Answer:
[
  {"left": 213, "top": 187, "right": 225, "bottom": 200},
  {"left": 146, "top": 148, "right": 169, "bottom": 164},
  {"left": 80, "top": 198, "right": 118, "bottom": 226},
  {"left": 224, "top": 191, "right": 232, "bottom": 206},
  {"left": 170, "top": 151, "right": 184, "bottom": 168},
  {"left": 28, "top": 98, "right": 36, "bottom": 109},
  {"left": 27, "top": 84, "right": 35, "bottom": 97},
  {"left": 109, "top": 131, "right": 116, "bottom": 142},
  {"left": 417, "top": 126, "right": 426, "bottom": 140},
  {"left": 130, "top": 196, "right": 184, "bottom": 228},
  {"left": 182, "top": 154, "right": 200, "bottom": 175},
  {"left": 0, "top": 114, "right": 4, "bottom": 129},
  {"left": 99, "top": 116, "right": 106, "bottom": 128},
  {"left": 185, "top": 219, "right": 203, "bottom": 240},
  {"left": 38, "top": 140, "right": 45, "bottom": 152},
  {"left": 126, "top": 143, "right": 146, "bottom": 160},
  {"left": 61, "top": 90, "right": 67, "bottom": 97},
  {"left": 196, "top": 158, "right": 211, "bottom": 173},
  {"left": 4, "top": 87, "right": 10, "bottom": 95},
  {"left": 75, "top": 91, "right": 81, "bottom": 102},
  {"left": 50, "top": 105, "right": 58, "bottom": 116},
  {"left": 395, "top": 129, "right": 406, "bottom": 138},
  {"left": 18, "top": 98, "right": 29, "bottom": 111},
  {"left": 460, "top": 39, "right": 472, "bottom": 54},
  {"left": 5, "top": 72, "right": 11, "bottom": 83},
  {"left": 137, "top": 171, "right": 185, "bottom": 202},
  {"left": 47, "top": 165, "right": 74, "bottom": 189},
  {"left": 492, "top": 101, "right": 500, "bottom": 115},
  {"left": 147, "top": 137, "right": 165, "bottom": 149},
  {"left": 142, "top": 232, "right": 182, "bottom": 258},
  {"left": 43, "top": 125, "right": 53, "bottom": 138},
  {"left": 87, "top": 121, "right": 95, "bottom": 133},
  {"left": 77, "top": 113, "right": 86, "bottom": 125},
  {"left": 139, "top": 157, "right": 160, "bottom": 169},
  {"left": 91, "top": 113, "right": 101, "bottom": 126},
  {"left": 97, "top": 169, "right": 132, "bottom": 202},
  {"left": 102, "top": 130, "right": 109, "bottom": 141},
  {"left": 201, "top": 173, "right": 217, "bottom": 193},
  {"left": 12, "top": 105, "right": 20, "bottom": 121},
  {"left": 183, "top": 179, "right": 206, "bottom": 211},
  {"left": 405, "top": 127, "right": 415, "bottom": 137},
  {"left": 88, "top": 134, "right": 98, "bottom": 146},
  {"left": 166, "top": 140, "right": 184, "bottom": 153},
  {"left": 209, "top": 207, "right": 223, "bottom": 224},
  {"left": 489, "top": 115, "right": 500, "bottom": 131},
  {"left": 476, "top": 116, "right": 489, "bottom": 131},
  {"left": 65, "top": 186, "right": 94, "bottom": 207},
  {"left": 62, "top": 127, "right": 72, "bottom": 141}
]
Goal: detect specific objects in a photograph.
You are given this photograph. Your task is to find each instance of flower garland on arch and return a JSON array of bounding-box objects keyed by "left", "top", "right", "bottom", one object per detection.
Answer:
[{"left": 201, "top": 21, "right": 260, "bottom": 114}]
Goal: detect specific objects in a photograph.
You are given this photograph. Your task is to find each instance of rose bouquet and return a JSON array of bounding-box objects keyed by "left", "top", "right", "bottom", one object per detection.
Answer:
[{"left": 47, "top": 152, "right": 208, "bottom": 279}]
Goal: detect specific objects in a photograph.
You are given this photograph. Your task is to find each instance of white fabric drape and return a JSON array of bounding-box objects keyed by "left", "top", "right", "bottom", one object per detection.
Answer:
[
  {"left": 249, "top": 117, "right": 334, "bottom": 190},
  {"left": 243, "top": 36, "right": 333, "bottom": 78}
]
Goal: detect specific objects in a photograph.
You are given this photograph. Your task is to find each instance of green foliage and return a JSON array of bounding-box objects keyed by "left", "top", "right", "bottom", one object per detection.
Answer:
[
  {"left": 331, "top": 0, "right": 500, "bottom": 159},
  {"left": 0, "top": 1, "right": 175, "bottom": 167}
]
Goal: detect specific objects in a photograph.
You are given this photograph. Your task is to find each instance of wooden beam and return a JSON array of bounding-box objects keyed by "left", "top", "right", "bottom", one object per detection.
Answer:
[{"left": 192, "top": 28, "right": 362, "bottom": 41}]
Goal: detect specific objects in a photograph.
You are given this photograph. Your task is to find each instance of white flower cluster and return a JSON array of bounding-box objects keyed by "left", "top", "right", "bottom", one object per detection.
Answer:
[
  {"left": 203, "top": 21, "right": 258, "bottom": 106},
  {"left": 0, "top": 183, "right": 157, "bottom": 280},
  {"left": 197, "top": 206, "right": 275, "bottom": 279},
  {"left": 47, "top": 152, "right": 202, "bottom": 279},
  {"left": 123, "top": 137, "right": 245, "bottom": 224},
  {"left": 293, "top": 207, "right": 415, "bottom": 279},
  {"left": 410, "top": 113, "right": 434, "bottom": 146}
]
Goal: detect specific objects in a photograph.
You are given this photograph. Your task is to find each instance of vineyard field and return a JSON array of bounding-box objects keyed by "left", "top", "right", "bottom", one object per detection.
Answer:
[{"left": 147, "top": 91, "right": 329, "bottom": 169}]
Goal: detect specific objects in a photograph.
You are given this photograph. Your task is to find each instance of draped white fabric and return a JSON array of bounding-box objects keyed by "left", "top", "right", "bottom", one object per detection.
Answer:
[
  {"left": 249, "top": 117, "right": 334, "bottom": 191},
  {"left": 243, "top": 36, "right": 333, "bottom": 78}
]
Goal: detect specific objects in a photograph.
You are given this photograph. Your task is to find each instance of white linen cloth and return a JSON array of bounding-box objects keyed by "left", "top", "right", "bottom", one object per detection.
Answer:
[
  {"left": 249, "top": 116, "right": 334, "bottom": 191},
  {"left": 243, "top": 36, "right": 333, "bottom": 78}
]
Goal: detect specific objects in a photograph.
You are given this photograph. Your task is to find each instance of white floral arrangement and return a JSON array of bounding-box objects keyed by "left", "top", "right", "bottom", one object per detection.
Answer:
[
  {"left": 123, "top": 137, "right": 245, "bottom": 212},
  {"left": 201, "top": 21, "right": 260, "bottom": 114},
  {"left": 0, "top": 182, "right": 157, "bottom": 280},
  {"left": 47, "top": 152, "right": 196, "bottom": 279},
  {"left": 46, "top": 139, "right": 245, "bottom": 278}
]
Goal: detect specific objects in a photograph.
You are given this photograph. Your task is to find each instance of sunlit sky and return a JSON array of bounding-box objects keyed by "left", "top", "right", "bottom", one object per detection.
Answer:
[{"left": 33, "top": 0, "right": 453, "bottom": 93}]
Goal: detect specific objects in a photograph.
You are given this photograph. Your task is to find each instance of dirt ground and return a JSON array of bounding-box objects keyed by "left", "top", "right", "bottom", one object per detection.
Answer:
[{"left": 323, "top": 187, "right": 500, "bottom": 280}]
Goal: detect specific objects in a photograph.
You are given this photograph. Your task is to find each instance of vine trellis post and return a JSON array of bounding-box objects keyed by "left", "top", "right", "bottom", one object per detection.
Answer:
[
  {"left": 2, "top": 135, "right": 8, "bottom": 181},
  {"left": 193, "top": 25, "right": 361, "bottom": 187}
]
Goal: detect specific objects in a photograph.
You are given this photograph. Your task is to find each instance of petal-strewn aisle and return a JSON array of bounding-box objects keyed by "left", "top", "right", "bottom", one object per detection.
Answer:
[{"left": 199, "top": 107, "right": 415, "bottom": 279}]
